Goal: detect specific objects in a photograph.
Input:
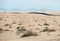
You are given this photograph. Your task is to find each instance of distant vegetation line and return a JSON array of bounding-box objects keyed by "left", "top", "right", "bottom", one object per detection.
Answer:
[{"left": 29, "top": 12, "right": 60, "bottom": 16}]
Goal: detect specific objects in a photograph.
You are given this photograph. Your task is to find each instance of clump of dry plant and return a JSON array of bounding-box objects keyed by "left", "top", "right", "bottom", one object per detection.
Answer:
[
  {"left": 4, "top": 24, "right": 10, "bottom": 26},
  {"left": 21, "top": 30, "right": 38, "bottom": 37},
  {"left": 41, "top": 27, "right": 56, "bottom": 32},
  {"left": 16, "top": 26, "right": 26, "bottom": 35},
  {"left": 17, "top": 27, "right": 26, "bottom": 32},
  {"left": 43, "top": 23, "right": 49, "bottom": 26},
  {"left": 0, "top": 16, "right": 3, "bottom": 20},
  {"left": 0, "top": 28, "right": 3, "bottom": 33}
]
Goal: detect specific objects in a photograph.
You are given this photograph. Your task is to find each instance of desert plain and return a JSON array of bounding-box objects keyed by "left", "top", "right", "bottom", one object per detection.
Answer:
[{"left": 0, "top": 11, "right": 60, "bottom": 41}]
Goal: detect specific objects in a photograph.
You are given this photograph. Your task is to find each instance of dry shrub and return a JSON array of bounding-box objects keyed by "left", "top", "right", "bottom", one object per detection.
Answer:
[
  {"left": 16, "top": 27, "right": 26, "bottom": 35},
  {"left": 43, "top": 23, "right": 49, "bottom": 26},
  {"left": 4, "top": 24, "right": 10, "bottom": 26},
  {"left": 17, "top": 27, "right": 26, "bottom": 32},
  {"left": 0, "top": 17, "right": 3, "bottom": 20},
  {"left": 0, "top": 28, "right": 3, "bottom": 33},
  {"left": 41, "top": 27, "right": 56, "bottom": 32},
  {"left": 21, "top": 30, "right": 38, "bottom": 37}
]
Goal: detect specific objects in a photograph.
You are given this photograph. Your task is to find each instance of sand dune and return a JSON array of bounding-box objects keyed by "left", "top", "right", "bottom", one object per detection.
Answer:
[{"left": 0, "top": 11, "right": 60, "bottom": 41}]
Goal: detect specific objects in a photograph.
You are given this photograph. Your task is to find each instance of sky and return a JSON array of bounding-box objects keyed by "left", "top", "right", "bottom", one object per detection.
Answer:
[{"left": 0, "top": 0, "right": 60, "bottom": 11}]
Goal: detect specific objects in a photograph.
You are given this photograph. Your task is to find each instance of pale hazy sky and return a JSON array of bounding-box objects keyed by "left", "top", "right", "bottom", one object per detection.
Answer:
[{"left": 0, "top": 0, "right": 60, "bottom": 11}]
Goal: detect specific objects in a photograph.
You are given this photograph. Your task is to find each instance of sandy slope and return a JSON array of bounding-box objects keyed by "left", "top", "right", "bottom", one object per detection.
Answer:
[{"left": 0, "top": 11, "right": 60, "bottom": 41}]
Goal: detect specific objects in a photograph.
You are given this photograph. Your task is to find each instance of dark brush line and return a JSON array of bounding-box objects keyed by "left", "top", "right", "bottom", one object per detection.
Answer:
[
  {"left": 10, "top": 12, "right": 21, "bottom": 14},
  {"left": 29, "top": 12, "right": 60, "bottom": 16}
]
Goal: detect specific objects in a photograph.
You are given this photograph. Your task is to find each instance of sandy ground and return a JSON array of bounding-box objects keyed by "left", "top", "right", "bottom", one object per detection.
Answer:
[{"left": 0, "top": 11, "right": 60, "bottom": 41}]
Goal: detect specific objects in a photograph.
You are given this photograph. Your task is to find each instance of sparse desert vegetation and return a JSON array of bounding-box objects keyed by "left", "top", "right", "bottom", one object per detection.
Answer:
[
  {"left": 43, "top": 23, "right": 49, "bottom": 26},
  {"left": 0, "top": 11, "right": 60, "bottom": 41},
  {"left": 41, "top": 27, "right": 56, "bottom": 32},
  {"left": 4, "top": 24, "right": 10, "bottom": 26},
  {"left": 0, "top": 28, "right": 3, "bottom": 33},
  {"left": 21, "top": 30, "right": 38, "bottom": 37}
]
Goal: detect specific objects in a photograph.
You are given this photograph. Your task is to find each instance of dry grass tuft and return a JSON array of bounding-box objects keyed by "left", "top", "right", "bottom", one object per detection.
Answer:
[
  {"left": 4, "top": 24, "right": 10, "bottom": 26},
  {"left": 41, "top": 27, "right": 56, "bottom": 32},
  {"left": 16, "top": 27, "right": 27, "bottom": 35},
  {"left": 21, "top": 30, "right": 38, "bottom": 37},
  {"left": 43, "top": 23, "right": 49, "bottom": 26},
  {"left": 0, "top": 28, "right": 3, "bottom": 33}
]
